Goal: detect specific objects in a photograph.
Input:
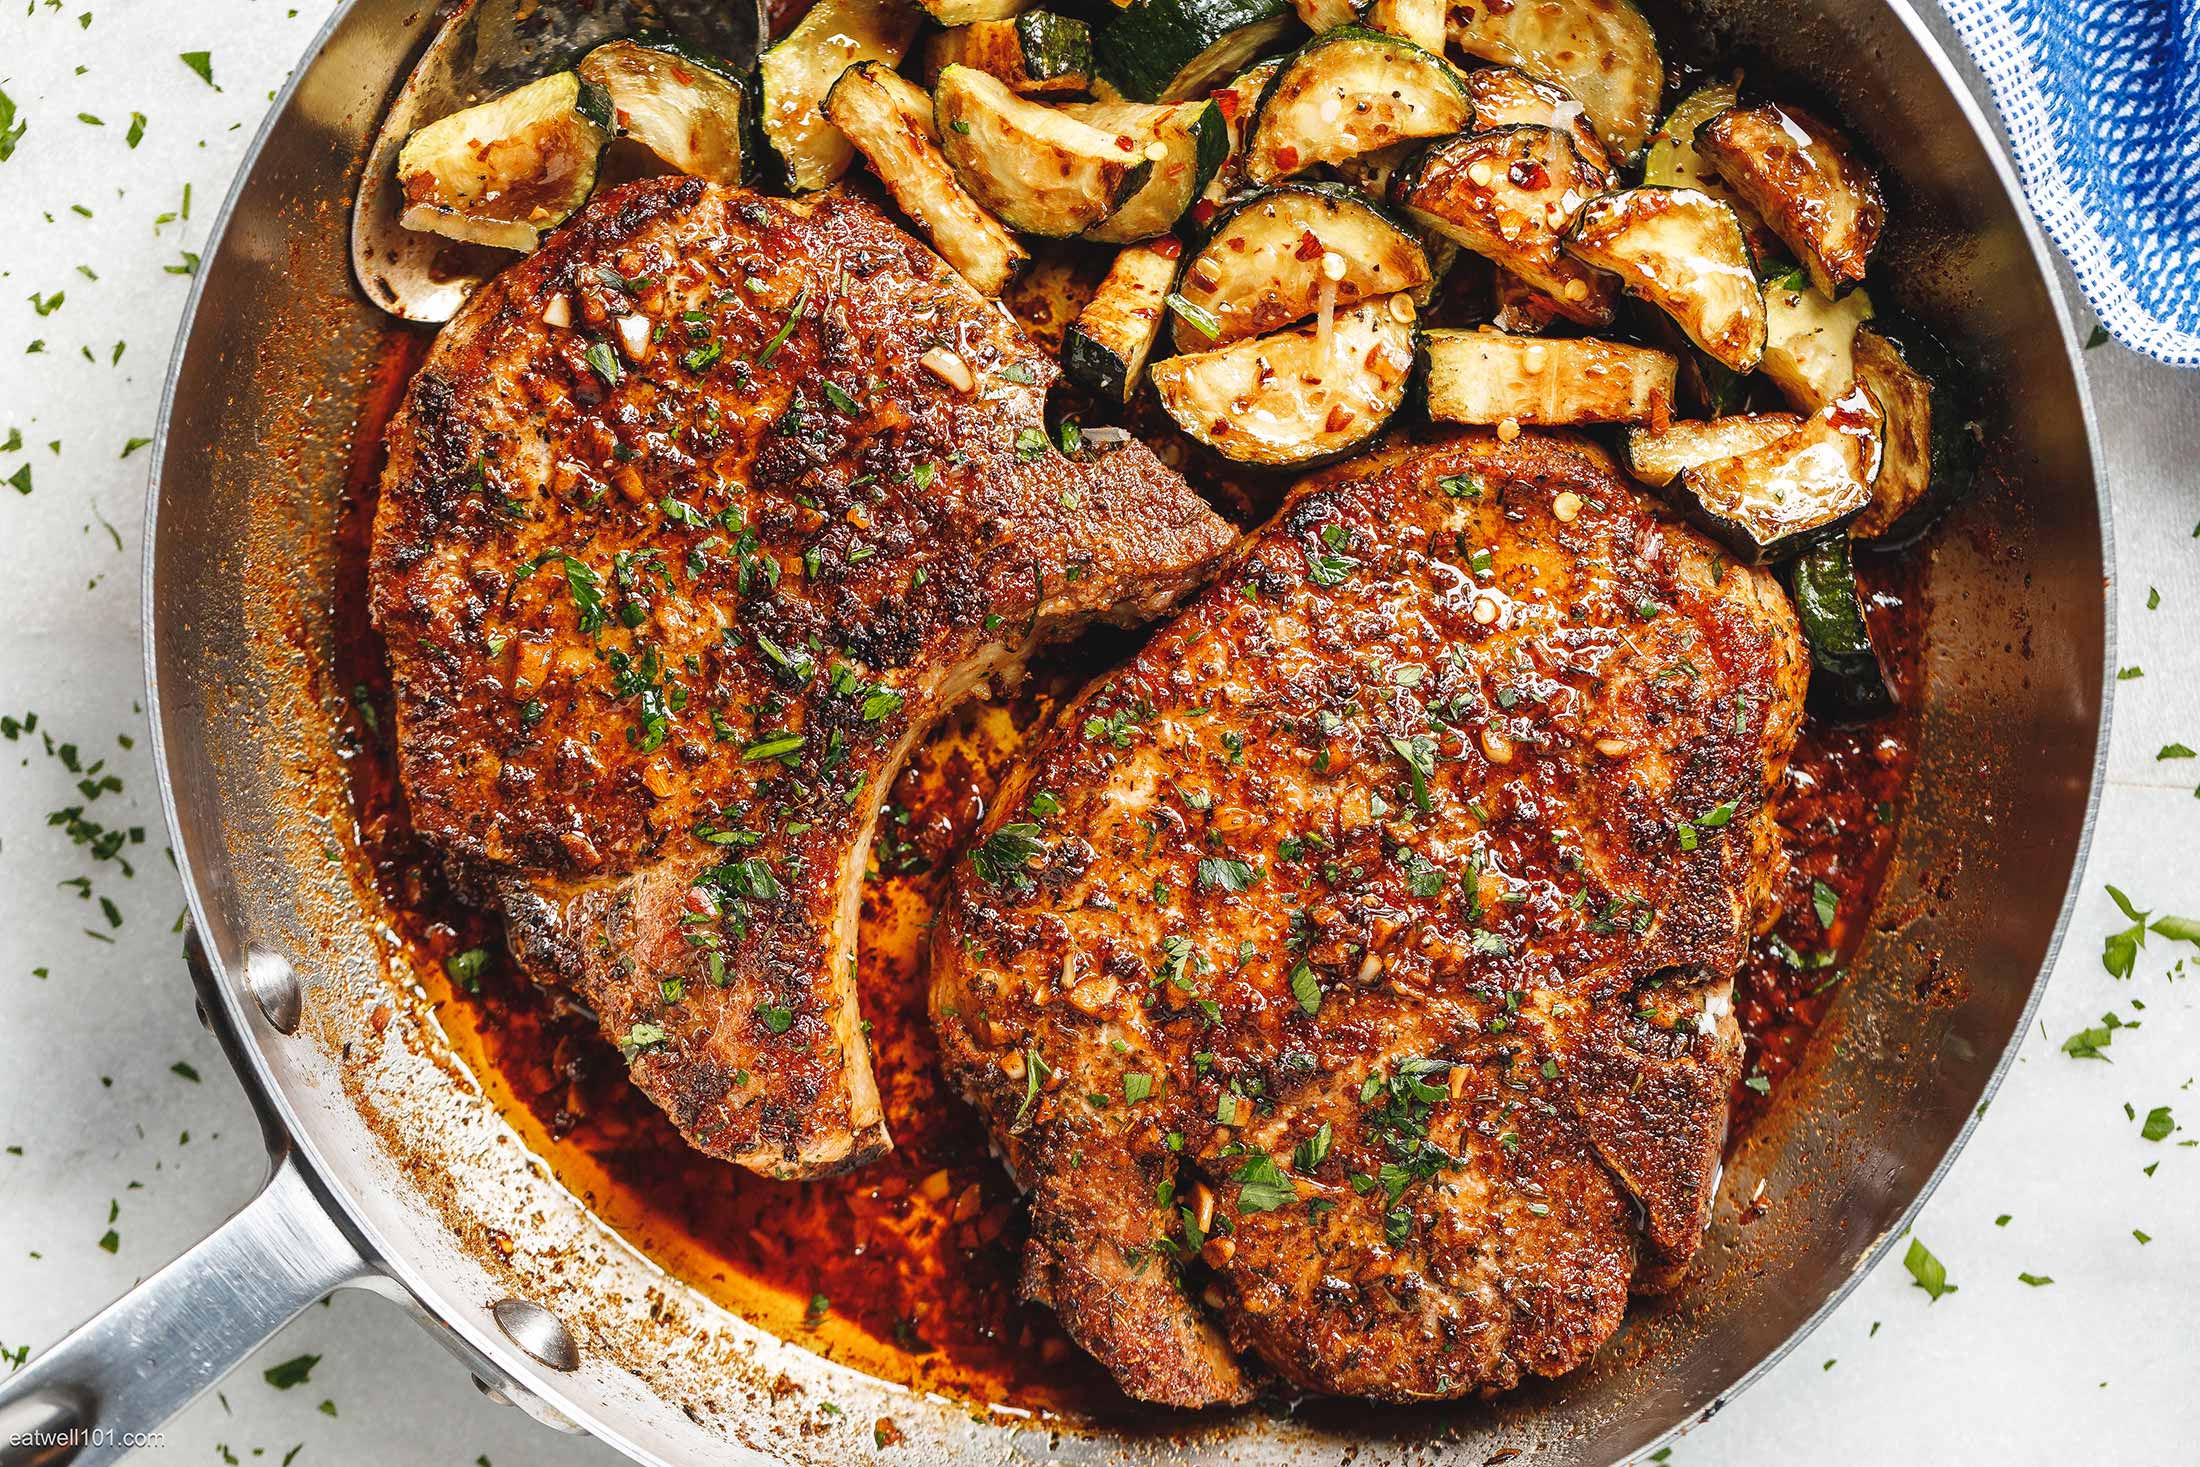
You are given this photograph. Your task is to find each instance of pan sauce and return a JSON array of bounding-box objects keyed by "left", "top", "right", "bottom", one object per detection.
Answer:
[{"left": 334, "top": 320, "right": 1921, "bottom": 1419}]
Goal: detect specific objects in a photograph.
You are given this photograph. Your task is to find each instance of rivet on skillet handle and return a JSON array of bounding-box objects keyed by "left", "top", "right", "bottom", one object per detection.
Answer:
[
  {"left": 491, "top": 1298, "right": 582, "bottom": 1372},
  {"left": 243, "top": 949, "right": 303, "bottom": 1034}
]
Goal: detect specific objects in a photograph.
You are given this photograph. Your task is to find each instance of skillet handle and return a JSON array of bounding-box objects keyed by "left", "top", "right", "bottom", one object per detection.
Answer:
[{"left": 0, "top": 1152, "right": 373, "bottom": 1466}]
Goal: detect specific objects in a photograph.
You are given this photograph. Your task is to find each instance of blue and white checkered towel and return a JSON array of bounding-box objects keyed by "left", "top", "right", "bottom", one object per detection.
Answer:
[{"left": 1938, "top": 0, "right": 2200, "bottom": 366}]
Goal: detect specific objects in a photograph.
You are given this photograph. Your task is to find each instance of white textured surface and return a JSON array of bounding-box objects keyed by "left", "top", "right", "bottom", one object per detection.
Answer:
[{"left": 0, "top": 5, "right": 2194, "bottom": 1464}]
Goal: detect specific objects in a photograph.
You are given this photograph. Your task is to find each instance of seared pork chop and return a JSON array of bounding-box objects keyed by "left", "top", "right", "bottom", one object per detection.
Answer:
[
  {"left": 931, "top": 430, "right": 1808, "bottom": 1405},
  {"left": 372, "top": 178, "right": 1234, "bottom": 1177}
]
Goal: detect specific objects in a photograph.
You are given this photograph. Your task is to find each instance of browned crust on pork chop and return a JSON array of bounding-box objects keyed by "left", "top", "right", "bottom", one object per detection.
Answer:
[
  {"left": 372, "top": 178, "right": 1234, "bottom": 1177},
  {"left": 931, "top": 429, "right": 1806, "bottom": 1403}
]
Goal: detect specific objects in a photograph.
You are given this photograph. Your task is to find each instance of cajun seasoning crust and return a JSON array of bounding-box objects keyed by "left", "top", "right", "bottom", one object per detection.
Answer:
[
  {"left": 371, "top": 177, "right": 1235, "bottom": 1179},
  {"left": 930, "top": 429, "right": 1809, "bottom": 1404}
]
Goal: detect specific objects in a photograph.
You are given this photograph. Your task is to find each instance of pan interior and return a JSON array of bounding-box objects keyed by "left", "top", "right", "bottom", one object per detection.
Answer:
[{"left": 147, "top": 1, "right": 2104, "bottom": 1463}]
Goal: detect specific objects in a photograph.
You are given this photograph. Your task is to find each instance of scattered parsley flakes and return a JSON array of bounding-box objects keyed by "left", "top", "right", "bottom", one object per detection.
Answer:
[
  {"left": 1812, "top": 879, "right": 1838, "bottom": 930},
  {"left": 262, "top": 1354, "right": 319, "bottom": 1390},
  {"left": 2017, "top": 1272, "right": 2054, "bottom": 1287},
  {"left": 170, "top": 1061, "right": 201, "bottom": 1083},
  {"left": 180, "top": 51, "right": 217, "bottom": 87},
  {"left": 619, "top": 1022, "right": 668, "bottom": 1055},
  {"left": 1902, "top": 1237, "right": 1955, "bottom": 1300},
  {"left": 2158, "top": 743, "right": 2196, "bottom": 761},
  {"left": 2141, "top": 1105, "right": 2175, "bottom": 1142},
  {"left": 1195, "top": 856, "right": 1257, "bottom": 893},
  {"left": 971, "top": 822, "right": 1046, "bottom": 888},
  {"left": 126, "top": 112, "right": 146, "bottom": 148},
  {"left": 1288, "top": 959, "right": 1321, "bottom": 1017},
  {"left": 0, "top": 88, "right": 24, "bottom": 163}
]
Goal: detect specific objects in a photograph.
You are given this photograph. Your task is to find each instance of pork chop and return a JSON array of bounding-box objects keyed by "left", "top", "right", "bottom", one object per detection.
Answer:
[
  {"left": 930, "top": 430, "right": 1809, "bottom": 1405},
  {"left": 372, "top": 178, "right": 1235, "bottom": 1178}
]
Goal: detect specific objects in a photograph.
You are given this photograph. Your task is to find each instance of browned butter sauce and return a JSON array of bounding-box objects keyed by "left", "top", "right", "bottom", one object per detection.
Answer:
[{"left": 333, "top": 321, "right": 1920, "bottom": 1418}]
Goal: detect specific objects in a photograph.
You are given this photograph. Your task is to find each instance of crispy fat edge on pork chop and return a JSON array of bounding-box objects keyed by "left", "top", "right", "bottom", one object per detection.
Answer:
[
  {"left": 372, "top": 178, "right": 1236, "bottom": 1178},
  {"left": 932, "top": 429, "right": 1808, "bottom": 1403}
]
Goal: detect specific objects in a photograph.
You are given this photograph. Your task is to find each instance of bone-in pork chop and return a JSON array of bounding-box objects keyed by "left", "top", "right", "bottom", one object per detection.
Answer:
[
  {"left": 931, "top": 430, "right": 1808, "bottom": 1405},
  {"left": 372, "top": 178, "right": 1235, "bottom": 1178}
]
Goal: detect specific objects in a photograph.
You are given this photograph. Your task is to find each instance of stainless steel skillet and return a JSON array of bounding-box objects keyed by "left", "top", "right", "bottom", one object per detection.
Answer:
[{"left": 0, "top": 0, "right": 2111, "bottom": 1462}]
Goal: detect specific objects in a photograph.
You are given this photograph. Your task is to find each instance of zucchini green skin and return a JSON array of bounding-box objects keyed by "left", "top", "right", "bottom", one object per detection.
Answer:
[
  {"left": 1097, "top": 0, "right": 1301, "bottom": 103},
  {"left": 1852, "top": 311, "right": 1980, "bottom": 547},
  {"left": 1015, "top": 11, "right": 1095, "bottom": 83},
  {"left": 1786, "top": 537, "right": 1896, "bottom": 721}
]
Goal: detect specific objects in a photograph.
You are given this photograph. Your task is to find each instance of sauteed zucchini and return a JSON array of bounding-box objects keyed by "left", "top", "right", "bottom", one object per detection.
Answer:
[
  {"left": 923, "top": 13, "right": 1096, "bottom": 98},
  {"left": 1152, "top": 294, "right": 1419, "bottom": 465},
  {"left": 1171, "top": 183, "right": 1430, "bottom": 349},
  {"left": 1242, "top": 27, "right": 1469, "bottom": 184},
  {"left": 1096, "top": 0, "right": 1298, "bottom": 103},
  {"left": 396, "top": 72, "right": 611, "bottom": 251},
  {"left": 935, "top": 64, "right": 1151, "bottom": 236},
  {"left": 579, "top": 37, "right": 750, "bottom": 185}
]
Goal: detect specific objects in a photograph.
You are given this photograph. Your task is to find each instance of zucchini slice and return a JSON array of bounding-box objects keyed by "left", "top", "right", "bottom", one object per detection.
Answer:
[
  {"left": 578, "top": 37, "right": 748, "bottom": 185},
  {"left": 1150, "top": 293, "right": 1420, "bottom": 466},
  {"left": 1674, "top": 384, "right": 1882, "bottom": 562},
  {"left": 825, "top": 62, "right": 1029, "bottom": 297},
  {"left": 924, "top": 13, "right": 1095, "bottom": 98},
  {"left": 1695, "top": 102, "right": 1885, "bottom": 300},
  {"left": 1786, "top": 536, "right": 1896, "bottom": 721},
  {"left": 1761, "top": 272, "right": 1874, "bottom": 409},
  {"left": 934, "top": 65, "right": 1153, "bottom": 237},
  {"left": 1390, "top": 125, "right": 1616, "bottom": 326},
  {"left": 1062, "top": 241, "right": 1179, "bottom": 401},
  {"left": 1848, "top": 319, "right": 1978, "bottom": 541},
  {"left": 1623, "top": 413, "right": 1802, "bottom": 487},
  {"left": 1362, "top": 0, "right": 1444, "bottom": 55},
  {"left": 1097, "top": 0, "right": 1299, "bottom": 104},
  {"left": 759, "top": 0, "right": 923, "bottom": 192},
  {"left": 1448, "top": 0, "right": 1662, "bottom": 160},
  {"left": 1640, "top": 78, "right": 1775, "bottom": 252},
  {"left": 1061, "top": 98, "right": 1228, "bottom": 242},
  {"left": 1460, "top": 64, "right": 1608, "bottom": 172},
  {"left": 918, "top": 0, "right": 1038, "bottom": 25},
  {"left": 1172, "top": 182, "right": 1431, "bottom": 350},
  {"left": 1421, "top": 329, "right": 1676, "bottom": 426},
  {"left": 1563, "top": 187, "right": 1766, "bottom": 372},
  {"left": 1243, "top": 27, "right": 1469, "bottom": 184},
  {"left": 396, "top": 72, "right": 611, "bottom": 252}
]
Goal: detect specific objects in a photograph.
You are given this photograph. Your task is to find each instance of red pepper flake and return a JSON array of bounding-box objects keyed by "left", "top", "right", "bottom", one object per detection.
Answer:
[
  {"left": 1509, "top": 158, "right": 1550, "bottom": 190},
  {"left": 1115, "top": 133, "right": 1136, "bottom": 151},
  {"left": 1273, "top": 144, "right": 1300, "bottom": 171},
  {"left": 1151, "top": 234, "right": 1184, "bottom": 259},
  {"left": 1324, "top": 404, "right": 1357, "bottom": 434},
  {"left": 1293, "top": 229, "right": 1324, "bottom": 261}
]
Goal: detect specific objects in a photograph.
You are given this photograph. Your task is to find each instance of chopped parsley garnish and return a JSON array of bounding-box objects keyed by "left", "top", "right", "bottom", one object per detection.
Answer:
[
  {"left": 1196, "top": 856, "right": 1258, "bottom": 893},
  {"left": 1387, "top": 733, "right": 1435, "bottom": 812},
  {"left": 756, "top": 286, "right": 808, "bottom": 366},
  {"left": 1164, "top": 291, "right": 1220, "bottom": 341},
  {"left": 582, "top": 340, "right": 622, "bottom": 389},
  {"left": 1304, "top": 523, "right": 1358, "bottom": 587},
  {"left": 1233, "top": 1152, "right": 1296, "bottom": 1213},
  {"left": 971, "top": 823, "right": 1047, "bottom": 888},
  {"left": 1902, "top": 1238, "right": 1955, "bottom": 1300},
  {"left": 1288, "top": 959, "right": 1321, "bottom": 1016}
]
